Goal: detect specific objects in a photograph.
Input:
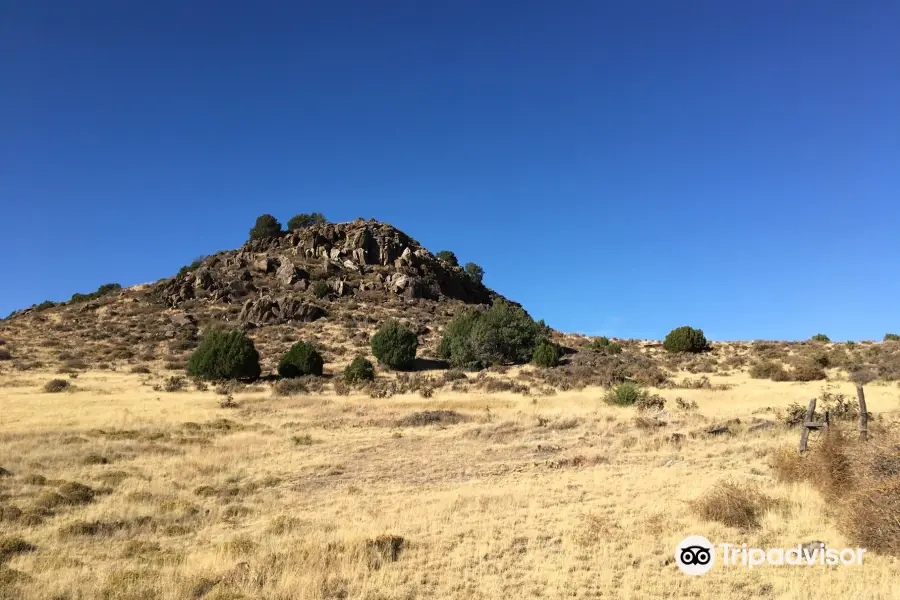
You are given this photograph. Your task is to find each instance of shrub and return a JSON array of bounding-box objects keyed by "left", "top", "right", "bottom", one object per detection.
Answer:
[
  {"left": 35, "top": 300, "right": 56, "bottom": 311},
  {"left": 436, "top": 250, "right": 458, "bottom": 266},
  {"left": 771, "top": 425, "right": 900, "bottom": 554},
  {"left": 635, "top": 393, "right": 666, "bottom": 412},
  {"left": 532, "top": 342, "right": 559, "bottom": 368},
  {"left": 287, "top": 212, "right": 327, "bottom": 231},
  {"left": 782, "top": 391, "right": 859, "bottom": 427},
  {"left": 187, "top": 328, "right": 261, "bottom": 381},
  {"left": 278, "top": 341, "right": 324, "bottom": 378},
  {"left": 588, "top": 336, "right": 622, "bottom": 355},
  {"left": 176, "top": 256, "right": 206, "bottom": 278},
  {"left": 663, "top": 326, "right": 709, "bottom": 353},
  {"left": 749, "top": 361, "right": 790, "bottom": 381},
  {"left": 312, "top": 281, "right": 329, "bottom": 299},
  {"left": 438, "top": 301, "right": 548, "bottom": 370},
  {"left": 0, "top": 536, "right": 36, "bottom": 563},
  {"left": 811, "top": 333, "right": 831, "bottom": 342},
  {"left": 604, "top": 382, "right": 648, "bottom": 406},
  {"left": 0, "top": 348, "right": 9, "bottom": 361},
  {"left": 675, "top": 397, "right": 699, "bottom": 411},
  {"left": 162, "top": 376, "right": 187, "bottom": 392},
  {"left": 371, "top": 321, "right": 418, "bottom": 371},
  {"left": 69, "top": 283, "right": 122, "bottom": 304},
  {"left": 273, "top": 378, "right": 308, "bottom": 396},
  {"left": 43, "top": 379, "right": 70, "bottom": 393},
  {"left": 884, "top": 333, "right": 900, "bottom": 342},
  {"left": 248, "top": 214, "right": 283, "bottom": 241},
  {"left": 344, "top": 356, "right": 375, "bottom": 384},
  {"left": 691, "top": 480, "right": 777, "bottom": 529},
  {"left": 791, "top": 360, "right": 826, "bottom": 382},
  {"left": 464, "top": 262, "right": 484, "bottom": 283}
]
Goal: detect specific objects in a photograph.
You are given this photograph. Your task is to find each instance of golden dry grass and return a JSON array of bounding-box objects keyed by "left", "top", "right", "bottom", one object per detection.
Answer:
[{"left": 1, "top": 367, "right": 900, "bottom": 599}]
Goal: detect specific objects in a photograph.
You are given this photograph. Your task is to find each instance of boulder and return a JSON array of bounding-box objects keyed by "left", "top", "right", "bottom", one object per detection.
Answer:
[
  {"left": 169, "top": 313, "right": 196, "bottom": 328},
  {"left": 252, "top": 257, "right": 275, "bottom": 274},
  {"left": 278, "top": 298, "right": 326, "bottom": 322},
  {"left": 276, "top": 259, "right": 306, "bottom": 286},
  {"left": 193, "top": 268, "right": 217, "bottom": 291},
  {"left": 239, "top": 296, "right": 278, "bottom": 325},
  {"left": 238, "top": 295, "right": 325, "bottom": 325}
]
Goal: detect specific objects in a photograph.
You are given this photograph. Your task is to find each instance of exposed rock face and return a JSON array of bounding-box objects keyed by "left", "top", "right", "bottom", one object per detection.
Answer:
[
  {"left": 238, "top": 296, "right": 326, "bottom": 326},
  {"left": 153, "top": 219, "right": 494, "bottom": 311},
  {"left": 275, "top": 259, "right": 308, "bottom": 286},
  {"left": 252, "top": 257, "right": 275, "bottom": 274}
]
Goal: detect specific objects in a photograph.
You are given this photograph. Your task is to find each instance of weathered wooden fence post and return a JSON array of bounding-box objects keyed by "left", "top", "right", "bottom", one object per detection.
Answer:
[
  {"left": 799, "top": 398, "right": 817, "bottom": 453},
  {"left": 856, "top": 384, "right": 868, "bottom": 441}
]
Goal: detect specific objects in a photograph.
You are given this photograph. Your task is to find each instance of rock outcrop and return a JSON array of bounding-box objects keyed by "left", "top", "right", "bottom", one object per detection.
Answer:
[
  {"left": 154, "top": 219, "right": 493, "bottom": 310},
  {"left": 238, "top": 296, "right": 326, "bottom": 326}
]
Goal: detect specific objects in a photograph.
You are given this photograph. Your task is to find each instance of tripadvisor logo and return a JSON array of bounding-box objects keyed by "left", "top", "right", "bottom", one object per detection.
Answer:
[
  {"left": 675, "top": 536, "right": 867, "bottom": 575},
  {"left": 675, "top": 535, "right": 715, "bottom": 575}
]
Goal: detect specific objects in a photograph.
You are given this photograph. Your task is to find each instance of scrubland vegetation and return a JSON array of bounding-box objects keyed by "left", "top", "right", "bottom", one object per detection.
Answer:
[{"left": 3, "top": 219, "right": 900, "bottom": 598}]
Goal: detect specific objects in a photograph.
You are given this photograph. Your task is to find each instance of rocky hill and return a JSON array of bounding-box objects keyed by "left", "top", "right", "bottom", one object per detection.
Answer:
[
  {"left": 1, "top": 219, "right": 512, "bottom": 374},
  {"left": 5, "top": 218, "right": 900, "bottom": 391}
]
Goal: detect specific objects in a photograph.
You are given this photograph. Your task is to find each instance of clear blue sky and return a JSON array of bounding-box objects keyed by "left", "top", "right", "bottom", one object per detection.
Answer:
[{"left": 2, "top": 1, "right": 898, "bottom": 341}]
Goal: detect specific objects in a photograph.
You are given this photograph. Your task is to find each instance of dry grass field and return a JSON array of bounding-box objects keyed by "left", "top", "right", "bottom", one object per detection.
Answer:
[{"left": 2, "top": 365, "right": 899, "bottom": 600}]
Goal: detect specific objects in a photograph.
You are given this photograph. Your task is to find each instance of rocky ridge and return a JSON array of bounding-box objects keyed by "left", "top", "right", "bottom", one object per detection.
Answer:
[{"left": 153, "top": 218, "right": 495, "bottom": 328}]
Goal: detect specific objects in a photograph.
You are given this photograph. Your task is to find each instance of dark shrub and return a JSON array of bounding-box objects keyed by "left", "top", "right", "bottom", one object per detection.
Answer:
[
  {"left": 287, "top": 212, "right": 327, "bottom": 231},
  {"left": 371, "top": 321, "right": 418, "bottom": 371},
  {"left": 0, "top": 536, "right": 36, "bottom": 562},
  {"left": 663, "top": 326, "right": 709, "bottom": 354},
  {"left": 70, "top": 283, "right": 122, "bottom": 304},
  {"left": 749, "top": 361, "right": 790, "bottom": 381},
  {"left": 464, "top": 262, "right": 484, "bottom": 283},
  {"left": 588, "top": 336, "right": 622, "bottom": 355},
  {"left": 344, "top": 355, "right": 375, "bottom": 384},
  {"left": 436, "top": 250, "right": 458, "bottom": 266},
  {"left": 635, "top": 393, "right": 667, "bottom": 412},
  {"left": 811, "top": 333, "right": 831, "bottom": 342},
  {"left": 532, "top": 342, "right": 559, "bottom": 368},
  {"left": 884, "top": 333, "right": 900, "bottom": 342},
  {"left": 187, "top": 328, "right": 261, "bottom": 381},
  {"left": 95, "top": 283, "right": 122, "bottom": 296},
  {"left": 0, "top": 348, "right": 9, "bottom": 361},
  {"left": 43, "top": 379, "right": 71, "bottom": 393},
  {"left": 436, "top": 308, "right": 481, "bottom": 367},
  {"left": 248, "top": 214, "right": 283, "bottom": 240},
  {"left": 438, "top": 301, "right": 548, "bottom": 370},
  {"left": 35, "top": 300, "right": 56, "bottom": 311},
  {"left": 312, "top": 281, "right": 329, "bottom": 299},
  {"left": 162, "top": 376, "right": 187, "bottom": 392},
  {"left": 177, "top": 256, "right": 206, "bottom": 278},
  {"left": 278, "top": 341, "right": 324, "bottom": 378}
]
